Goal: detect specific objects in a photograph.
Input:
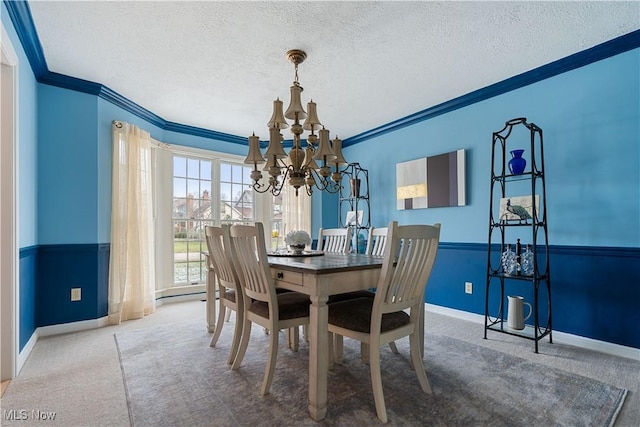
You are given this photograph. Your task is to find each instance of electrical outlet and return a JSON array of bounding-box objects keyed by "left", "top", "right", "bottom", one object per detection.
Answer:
[
  {"left": 465, "top": 282, "right": 473, "bottom": 294},
  {"left": 71, "top": 288, "right": 82, "bottom": 301}
]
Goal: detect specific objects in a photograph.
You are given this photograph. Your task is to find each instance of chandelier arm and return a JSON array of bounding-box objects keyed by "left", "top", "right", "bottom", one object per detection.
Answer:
[
  {"left": 245, "top": 49, "right": 348, "bottom": 197},
  {"left": 306, "top": 168, "right": 342, "bottom": 194}
]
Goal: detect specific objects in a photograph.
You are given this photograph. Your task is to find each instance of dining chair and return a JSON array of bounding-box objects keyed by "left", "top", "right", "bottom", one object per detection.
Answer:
[
  {"left": 327, "top": 221, "right": 441, "bottom": 423},
  {"left": 310, "top": 227, "right": 353, "bottom": 346},
  {"left": 205, "top": 225, "right": 244, "bottom": 365},
  {"left": 317, "top": 227, "right": 352, "bottom": 253},
  {"left": 229, "top": 222, "right": 311, "bottom": 396},
  {"left": 332, "top": 225, "right": 399, "bottom": 362}
]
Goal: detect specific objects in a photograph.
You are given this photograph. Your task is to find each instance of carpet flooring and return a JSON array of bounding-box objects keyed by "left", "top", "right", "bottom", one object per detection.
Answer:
[{"left": 115, "top": 319, "right": 627, "bottom": 427}]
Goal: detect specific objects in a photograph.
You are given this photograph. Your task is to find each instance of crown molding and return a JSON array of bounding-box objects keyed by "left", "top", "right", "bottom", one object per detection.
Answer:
[
  {"left": 3, "top": 0, "right": 46, "bottom": 78},
  {"left": 343, "top": 29, "right": 640, "bottom": 146},
  {"left": 4, "top": 1, "right": 639, "bottom": 148},
  {"left": 163, "top": 121, "right": 248, "bottom": 145}
]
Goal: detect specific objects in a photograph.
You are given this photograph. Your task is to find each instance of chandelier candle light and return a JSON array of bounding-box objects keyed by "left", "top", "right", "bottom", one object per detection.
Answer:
[{"left": 244, "top": 49, "right": 347, "bottom": 196}]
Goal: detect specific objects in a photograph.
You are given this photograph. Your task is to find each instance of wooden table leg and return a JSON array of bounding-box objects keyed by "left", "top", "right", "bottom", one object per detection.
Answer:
[{"left": 308, "top": 294, "right": 328, "bottom": 421}]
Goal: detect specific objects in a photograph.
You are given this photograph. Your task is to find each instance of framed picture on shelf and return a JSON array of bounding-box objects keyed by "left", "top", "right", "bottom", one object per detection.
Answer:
[
  {"left": 499, "top": 195, "right": 540, "bottom": 222},
  {"left": 345, "top": 210, "right": 364, "bottom": 226}
]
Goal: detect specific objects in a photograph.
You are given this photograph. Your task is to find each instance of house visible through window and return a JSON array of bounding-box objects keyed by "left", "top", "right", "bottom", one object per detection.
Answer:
[
  {"left": 153, "top": 142, "right": 310, "bottom": 296},
  {"left": 172, "top": 156, "right": 213, "bottom": 285},
  {"left": 220, "top": 162, "right": 255, "bottom": 224},
  {"left": 172, "top": 156, "right": 256, "bottom": 286}
]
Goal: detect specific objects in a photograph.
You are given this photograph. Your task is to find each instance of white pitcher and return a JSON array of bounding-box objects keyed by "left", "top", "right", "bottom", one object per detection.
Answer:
[{"left": 507, "top": 295, "right": 532, "bottom": 330}]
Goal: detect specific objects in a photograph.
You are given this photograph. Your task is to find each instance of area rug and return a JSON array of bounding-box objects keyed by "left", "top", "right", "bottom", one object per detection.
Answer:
[{"left": 115, "top": 320, "right": 626, "bottom": 427}]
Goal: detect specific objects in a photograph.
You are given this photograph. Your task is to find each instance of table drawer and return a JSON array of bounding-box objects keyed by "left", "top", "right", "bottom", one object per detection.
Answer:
[{"left": 271, "top": 269, "right": 304, "bottom": 287}]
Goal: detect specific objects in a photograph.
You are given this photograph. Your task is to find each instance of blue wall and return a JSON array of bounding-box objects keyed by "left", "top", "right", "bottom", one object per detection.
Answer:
[
  {"left": 343, "top": 49, "right": 639, "bottom": 246},
  {"left": 342, "top": 49, "right": 640, "bottom": 348},
  {"left": 38, "top": 85, "right": 99, "bottom": 244},
  {"left": 4, "top": 0, "right": 639, "bottom": 350},
  {"left": 2, "top": 1, "right": 38, "bottom": 349}
]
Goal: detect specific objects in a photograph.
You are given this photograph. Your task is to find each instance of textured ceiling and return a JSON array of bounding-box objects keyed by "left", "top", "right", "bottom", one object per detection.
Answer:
[{"left": 28, "top": 1, "right": 639, "bottom": 140}]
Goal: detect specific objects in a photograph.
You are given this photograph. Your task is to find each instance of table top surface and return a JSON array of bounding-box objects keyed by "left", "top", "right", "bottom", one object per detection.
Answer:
[{"left": 267, "top": 252, "right": 384, "bottom": 274}]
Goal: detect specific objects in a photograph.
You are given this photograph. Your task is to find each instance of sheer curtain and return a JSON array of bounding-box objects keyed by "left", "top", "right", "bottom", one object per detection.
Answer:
[
  {"left": 280, "top": 174, "right": 312, "bottom": 236},
  {"left": 108, "top": 121, "right": 156, "bottom": 324}
]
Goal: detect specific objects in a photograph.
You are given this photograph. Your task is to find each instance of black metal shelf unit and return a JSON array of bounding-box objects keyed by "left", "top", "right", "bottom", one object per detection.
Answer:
[
  {"left": 484, "top": 117, "right": 552, "bottom": 353},
  {"left": 339, "top": 163, "right": 370, "bottom": 253}
]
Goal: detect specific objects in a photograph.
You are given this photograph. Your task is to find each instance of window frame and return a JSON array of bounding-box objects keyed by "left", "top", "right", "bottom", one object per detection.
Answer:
[{"left": 152, "top": 142, "right": 272, "bottom": 300}]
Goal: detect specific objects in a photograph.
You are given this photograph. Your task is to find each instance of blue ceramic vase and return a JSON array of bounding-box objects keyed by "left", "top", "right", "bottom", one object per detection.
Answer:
[{"left": 508, "top": 149, "right": 526, "bottom": 174}]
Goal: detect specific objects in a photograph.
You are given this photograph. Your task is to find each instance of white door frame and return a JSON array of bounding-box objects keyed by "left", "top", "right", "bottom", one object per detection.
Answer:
[{"left": 1, "top": 22, "right": 20, "bottom": 381}]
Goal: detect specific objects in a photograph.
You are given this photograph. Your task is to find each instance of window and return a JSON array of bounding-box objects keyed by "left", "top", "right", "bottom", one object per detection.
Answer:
[
  {"left": 154, "top": 142, "right": 311, "bottom": 296},
  {"left": 172, "top": 156, "right": 213, "bottom": 286},
  {"left": 171, "top": 156, "right": 257, "bottom": 286},
  {"left": 219, "top": 162, "right": 255, "bottom": 224}
]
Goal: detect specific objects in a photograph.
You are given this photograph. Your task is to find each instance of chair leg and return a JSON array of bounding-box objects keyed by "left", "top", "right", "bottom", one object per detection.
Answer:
[
  {"left": 333, "top": 334, "right": 344, "bottom": 363},
  {"left": 410, "top": 331, "right": 432, "bottom": 394},
  {"left": 361, "top": 342, "right": 370, "bottom": 364},
  {"left": 369, "top": 343, "right": 388, "bottom": 423},
  {"left": 419, "top": 303, "right": 425, "bottom": 359},
  {"left": 287, "top": 327, "right": 299, "bottom": 352},
  {"left": 225, "top": 308, "right": 232, "bottom": 322},
  {"left": 206, "top": 272, "right": 216, "bottom": 333},
  {"left": 227, "top": 308, "right": 243, "bottom": 365},
  {"left": 410, "top": 304, "right": 426, "bottom": 370},
  {"left": 388, "top": 341, "right": 399, "bottom": 354},
  {"left": 261, "top": 322, "right": 280, "bottom": 396},
  {"left": 328, "top": 332, "right": 334, "bottom": 365},
  {"left": 209, "top": 304, "right": 227, "bottom": 348},
  {"left": 231, "top": 318, "right": 252, "bottom": 370}
]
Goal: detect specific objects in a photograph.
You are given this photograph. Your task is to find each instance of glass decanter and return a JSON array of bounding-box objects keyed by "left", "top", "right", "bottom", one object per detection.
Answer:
[
  {"left": 521, "top": 244, "right": 534, "bottom": 276},
  {"left": 501, "top": 244, "right": 517, "bottom": 275}
]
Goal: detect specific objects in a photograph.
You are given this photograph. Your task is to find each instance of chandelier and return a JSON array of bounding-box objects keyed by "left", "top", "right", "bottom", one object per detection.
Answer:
[{"left": 244, "top": 49, "right": 347, "bottom": 196}]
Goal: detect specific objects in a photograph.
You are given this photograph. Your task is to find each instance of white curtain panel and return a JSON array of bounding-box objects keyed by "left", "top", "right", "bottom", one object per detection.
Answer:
[
  {"left": 281, "top": 168, "right": 311, "bottom": 237},
  {"left": 108, "top": 121, "right": 156, "bottom": 324}
]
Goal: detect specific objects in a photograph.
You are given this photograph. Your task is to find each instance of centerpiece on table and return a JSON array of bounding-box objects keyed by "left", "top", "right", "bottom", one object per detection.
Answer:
[{"left": 284, "top": 230, "right": 312, "bottom": 254}]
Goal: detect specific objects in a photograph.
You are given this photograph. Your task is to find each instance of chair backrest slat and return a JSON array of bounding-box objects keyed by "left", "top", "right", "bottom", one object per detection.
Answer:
[
  {"left": 228, "top": 223, "right": 276, "bottom": 304},
  {"left": 318, "top": 227, "right": 351, "bottom": 253},
  {"left": 366, "top": 227, "right": 388, "bottom": 256},
  {"left": 205, "top": 225, "right": 239, "bottom": 291},
  {"left": 375, "top": 222, "right": 441, "bottom": 314}
]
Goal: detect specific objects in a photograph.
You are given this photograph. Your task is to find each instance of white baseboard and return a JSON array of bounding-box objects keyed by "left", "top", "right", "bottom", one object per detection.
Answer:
[
  {"left": 37, "top": 316, "right": 109, "bottom": 337},
  {"left": 425, "top": 303, "right": 640, "bottom": 361},
  {"left": 426, "top": 303, "right": 486, "bottom": 324},
  {"left": 17, "top": 332, "right": 38, "bottom": 375},
  {"left": 155, "top": 292, "right": 204, "bottom": 307},
  {"left": 16, "top": 316, "right": 108, "bottom": 374},
  {"left": 17, "top": 302, "right": 638, "bottom": 371}
]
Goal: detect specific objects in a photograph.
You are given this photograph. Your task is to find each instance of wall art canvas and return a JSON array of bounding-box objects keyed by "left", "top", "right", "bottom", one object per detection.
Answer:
[
  {"left": 396, "top": 149, "right": 466, "bottom": 210},
  {"left": 499, "top": 195, "right": 540, "bottom": 222}
]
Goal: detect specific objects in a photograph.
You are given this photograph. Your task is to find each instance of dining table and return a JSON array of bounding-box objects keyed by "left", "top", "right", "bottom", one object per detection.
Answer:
[{"left": 267, "top": 251, "right": 384, "bottom": 421}]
